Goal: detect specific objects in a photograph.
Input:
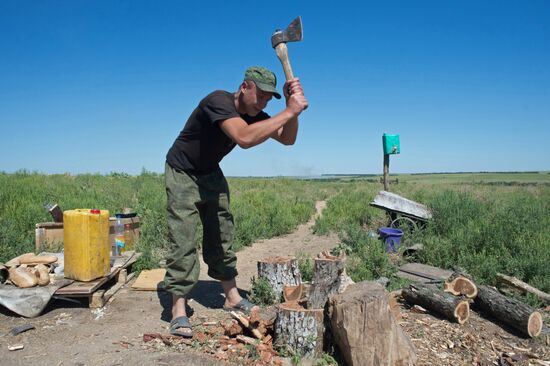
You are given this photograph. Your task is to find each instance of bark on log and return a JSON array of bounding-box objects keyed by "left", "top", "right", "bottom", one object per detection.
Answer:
[
  {"left": 308, "top": 252, "right": 352, "bottom": 309},
  {"left": 444, "top": 271, "right": 478, "bottom": 298},
  {"left": 474, "top": 285, "right": 543, "bottom": 338},
  {"left": 496, "top": 273, "right": 550, "bottom": 305},
  {"left": 257, "top": 256, "right": 301, "bottom": 301},
  {"left": 402, "top": 283, "right": 470, "bottom": 324},
  {"left": 329, "top": 281, "right": 416, "bottom": 366},
  {"left": 274, "top": 302, "right": 325, "bottom": 359}
]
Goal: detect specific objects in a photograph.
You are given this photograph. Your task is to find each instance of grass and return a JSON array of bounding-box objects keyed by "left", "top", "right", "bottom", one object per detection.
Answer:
[{"left": 1, "top": 171, "right": 548, "bottom": 305}]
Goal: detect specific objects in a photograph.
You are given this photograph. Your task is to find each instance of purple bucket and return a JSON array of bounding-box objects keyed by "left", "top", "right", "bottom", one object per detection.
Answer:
[{"left": 378, "top": 227, "right": 404, "bottom": 253}]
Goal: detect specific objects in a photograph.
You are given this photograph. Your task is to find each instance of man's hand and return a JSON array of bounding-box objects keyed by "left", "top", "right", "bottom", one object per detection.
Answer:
[{"left": 283, "top": 78, "right": 308, "bottom": 116}]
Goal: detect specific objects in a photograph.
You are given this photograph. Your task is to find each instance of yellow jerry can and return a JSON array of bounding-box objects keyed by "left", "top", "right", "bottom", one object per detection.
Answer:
[{"left": 63, "top": 209, "right": 110, "bottom": 281}]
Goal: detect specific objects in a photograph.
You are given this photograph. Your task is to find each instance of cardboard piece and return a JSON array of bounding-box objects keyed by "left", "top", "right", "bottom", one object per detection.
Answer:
[
  {"left": 131, "top": 269, "right": 166, "bottom": 291},
  {"left": 35, "top": 216, "right": 141, "bottom": 251}
]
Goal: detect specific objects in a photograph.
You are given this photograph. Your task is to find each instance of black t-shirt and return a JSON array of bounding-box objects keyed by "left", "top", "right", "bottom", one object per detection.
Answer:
[{"left": 166, "top": 90, "right": 270, "bottom": 174}]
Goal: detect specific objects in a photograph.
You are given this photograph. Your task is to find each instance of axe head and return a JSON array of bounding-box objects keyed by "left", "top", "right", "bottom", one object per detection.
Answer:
[{"left": 271, "top": 16, "right": 303, "bottom": 48}]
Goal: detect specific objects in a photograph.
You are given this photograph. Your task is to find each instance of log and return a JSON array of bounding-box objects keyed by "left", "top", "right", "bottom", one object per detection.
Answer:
[
  {"left": 328, "top": 281, "right": 416, "bottom": 366},
  {"left": 402, "top": 283, "right": 470, "bottom": 324},
  {"left": 257, "top": 256, "right": 301, "bottom": 301},
  {"left": 474, "top": 285, "right": 543, "bottom": 338},
  {"left": 308, "top": 252, "right": 351, "bottom": 309},
  {"left": 444, "top": 271, "right": 478, "bottom": 298},
  {"left": 274, "top": 301, "right": 325, "bottom": 359},
  {"left": 497, "top": 273, "right": 550, "bottom": 305}
]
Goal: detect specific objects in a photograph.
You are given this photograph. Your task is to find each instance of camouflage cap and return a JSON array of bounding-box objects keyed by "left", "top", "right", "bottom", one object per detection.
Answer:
[{"left": 244, "top": 66, "right": 281, "bottom": 99}]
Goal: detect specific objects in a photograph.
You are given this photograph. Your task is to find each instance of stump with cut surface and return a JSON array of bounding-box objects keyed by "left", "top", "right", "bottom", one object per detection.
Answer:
[
  {"left": 329, "top": 281, "right": 417, "bottom": 366},
  {"left": 474, "top": 285, "right": 543, "bottom": 338},
  {"left": 274, "top": 301, "right": 325, "bottom": 359},
  {"left": 444, "top": 271, "right": 478, "bottom": 298},
  {"left": 257, "top": 256, "right": 301, "bottom": 301},
  {"left": 308, "top": 251, "right": 351, "bottom": 309},
  {"left": 402, "top": 283, "right": 470, "bottom": 324}
]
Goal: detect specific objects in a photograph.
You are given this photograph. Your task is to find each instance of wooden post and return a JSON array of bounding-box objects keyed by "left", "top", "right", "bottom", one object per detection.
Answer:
[
  {"left": 257, "top": 256, "right": 302, "bottom": 301},
  {"left": 383, "top": 154, "right": 390, "bottom": 191},
  {"left": 329, "top": 281, "right": 417, "bottom": 366},
  {"left": 274, "top": 302, "right": 325, "bottom": 359}
]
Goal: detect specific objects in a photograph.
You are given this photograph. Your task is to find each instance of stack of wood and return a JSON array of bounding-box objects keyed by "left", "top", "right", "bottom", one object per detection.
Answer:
[
  {"left": 400, "top": 270, "right": 544, "bottom": 338},
  {"left": 217, "top": 308, "right": 281, "bottom": 365},
  {"left": 3, "top": 253, "right": 58, "bottom": 288}
]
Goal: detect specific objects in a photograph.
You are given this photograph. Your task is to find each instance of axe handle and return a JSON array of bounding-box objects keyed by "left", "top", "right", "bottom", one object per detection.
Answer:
[{"left": 275, "top": 43, "right": 294, "bottom": 81}]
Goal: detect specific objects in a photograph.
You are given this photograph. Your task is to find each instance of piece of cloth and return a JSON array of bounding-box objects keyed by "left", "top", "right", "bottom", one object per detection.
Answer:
[
  {"left": 0, "top": 279, "right": 73, "bottom": 318},
  {"left": 166, "top": 90, "right": 269, "bottom": 174},
  {"left": 163, "top": 163, "right": 238, "bottom": 296}
]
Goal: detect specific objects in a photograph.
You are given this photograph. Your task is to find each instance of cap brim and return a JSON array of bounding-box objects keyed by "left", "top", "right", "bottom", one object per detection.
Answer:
[{"left": 255, "top": 82, "right": 281, "bottom": 99}]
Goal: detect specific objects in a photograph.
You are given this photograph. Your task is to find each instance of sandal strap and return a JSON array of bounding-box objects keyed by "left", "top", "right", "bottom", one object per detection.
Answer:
[{"left": 170, "top": 315, "right": 191, "bottom": 329}]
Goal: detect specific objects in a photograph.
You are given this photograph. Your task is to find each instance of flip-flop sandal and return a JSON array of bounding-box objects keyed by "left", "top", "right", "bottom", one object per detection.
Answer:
[
  {"left": 223, "top": 298, "right": 258, "bottom": 314},
  {"left": 169, "top": 315, "right": 193, "bottom": 338}
]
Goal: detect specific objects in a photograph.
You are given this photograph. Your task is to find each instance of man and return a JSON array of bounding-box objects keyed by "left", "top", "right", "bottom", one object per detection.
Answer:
[{"left": 164, "top": 66, "right": 308, "bottom": 337}]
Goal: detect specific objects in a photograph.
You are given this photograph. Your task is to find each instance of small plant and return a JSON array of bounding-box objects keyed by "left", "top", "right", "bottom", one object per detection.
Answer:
[
  {"left": 297, "top": 253, "right": 314, "bottom": 282},
  {"left": 249, "top": 276, "right": 277, "bottom": 306},
  {"left": 314, "top": 353, "right": 338, "bottom": 366}
]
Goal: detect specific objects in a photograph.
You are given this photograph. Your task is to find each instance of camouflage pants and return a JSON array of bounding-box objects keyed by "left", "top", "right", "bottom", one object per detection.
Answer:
[{"left": 164, "top": 163, "right": 238, "bottom": 297}]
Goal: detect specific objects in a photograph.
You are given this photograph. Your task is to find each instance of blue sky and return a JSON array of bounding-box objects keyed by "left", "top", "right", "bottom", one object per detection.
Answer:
[{"left": 1, "top": 1, "right": 549, "bottom": 176}]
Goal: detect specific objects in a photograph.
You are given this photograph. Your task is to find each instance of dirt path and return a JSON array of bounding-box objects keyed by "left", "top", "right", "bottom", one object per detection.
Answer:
[{"left": 0, "top": 201, "right": 338, "bottom": 366}]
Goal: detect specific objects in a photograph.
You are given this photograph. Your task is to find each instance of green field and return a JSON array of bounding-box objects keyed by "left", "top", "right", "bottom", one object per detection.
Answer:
[{"left": 1, "top": 171, "right": 548, "bottom": 305}]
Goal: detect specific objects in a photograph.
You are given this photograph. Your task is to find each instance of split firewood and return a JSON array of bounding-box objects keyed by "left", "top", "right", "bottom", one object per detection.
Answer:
[
  {"left": 221, "top": 319, "right": 243, "bottom": 337},
  {"left": 230, "top": 311, "right": 263, "bottom": 340},
  {"left": 402, "top": 283, "right": 470, "bottom": 324},
  {"left": 236, "top": 334, "right": 257, "bottom": 345},
  {"left": 474, "top": 285, "right": 543, "bottom": 338},
  {"left": 444, "top": 271, "right": 478, "bottom": 298},
  {"left": 282, "top": 284, "right": 304, "bottom": 302},
  {"left": 496, "top": 273, "right": 550, "bottom": 305}
]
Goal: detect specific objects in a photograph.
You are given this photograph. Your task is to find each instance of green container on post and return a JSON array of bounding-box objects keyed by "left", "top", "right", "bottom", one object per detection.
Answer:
[{"left": 382, "top": 133, "right": 400, "bottom": 155}]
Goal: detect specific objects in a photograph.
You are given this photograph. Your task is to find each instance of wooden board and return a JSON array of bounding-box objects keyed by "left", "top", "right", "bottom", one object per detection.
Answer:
[
  {"left": 55, "top": 267, "right": 120, "bottom": 296},
  {"left": 370, "top": 191, "right": 432, "bottom": 220},
  {"left": 398, "top": 263, "right": 453, "bottom": 283},
  {"left": 131, "top": 269, "right": 166, "bottom": 291},
  {"left": 54, "top": 252, "right": 139, "bottom": 296}
]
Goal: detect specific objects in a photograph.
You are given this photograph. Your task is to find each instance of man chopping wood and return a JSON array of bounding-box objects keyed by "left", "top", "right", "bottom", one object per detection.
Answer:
[{"left": 164, "top": 66, "right": 308, "bottom": 337}]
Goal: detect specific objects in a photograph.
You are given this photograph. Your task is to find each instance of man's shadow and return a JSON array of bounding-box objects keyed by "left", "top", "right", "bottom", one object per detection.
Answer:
[{"left": 157, "top": 280, "right": 250, "bottom": 322}]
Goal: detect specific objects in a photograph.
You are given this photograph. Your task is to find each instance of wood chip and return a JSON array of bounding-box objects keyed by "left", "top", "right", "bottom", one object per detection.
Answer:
[{"left": 8, "top": 344, "right": 24, "bottom": 351}]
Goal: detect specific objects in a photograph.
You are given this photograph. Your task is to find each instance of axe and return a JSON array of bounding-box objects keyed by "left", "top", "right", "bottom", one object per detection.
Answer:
[{"left": 271, "top": 16, "right": 303, "bottom": 82}]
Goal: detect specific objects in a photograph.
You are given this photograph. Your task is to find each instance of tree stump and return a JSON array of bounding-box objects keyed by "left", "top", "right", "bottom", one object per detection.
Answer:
[
  {"left": 328, "top": 281, "right": 417, "bottom": 366},
  {"left": 257, "top": 256, "right": 301, "bottom": 300},
  {"left": 474, "top": 285, "right": 543, "bottom": 338},
  {"left": 402, "top": 283, "right": 470, "bottom": 324},
  {"left": 444, "top": 271, "right": 478, "bottom": 298},
  {"left": 308, "top": 251, "right": 351, "bottom": 309},
  {"left": 274, "top": 301, "right": 325, "bottom": 359}
]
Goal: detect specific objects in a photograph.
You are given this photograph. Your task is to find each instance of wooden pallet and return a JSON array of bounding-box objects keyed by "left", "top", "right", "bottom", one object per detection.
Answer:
[{"left": 54, "top": 252, "right": 140, "bottom": 308}]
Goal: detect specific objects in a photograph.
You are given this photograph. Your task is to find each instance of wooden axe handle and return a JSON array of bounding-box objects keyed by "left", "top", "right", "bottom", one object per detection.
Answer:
[{"left": 275, "top": 42, "right": 294, "bottom": 81}]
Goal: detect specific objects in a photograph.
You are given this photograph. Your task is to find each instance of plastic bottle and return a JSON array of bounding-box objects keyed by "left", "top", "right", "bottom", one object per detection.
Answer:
[
  {"left": 123, "top": 223, "right": 134, "bottom": 252},
  {"left": 114, "top": 214, "right": 125, "bottom": 256}
]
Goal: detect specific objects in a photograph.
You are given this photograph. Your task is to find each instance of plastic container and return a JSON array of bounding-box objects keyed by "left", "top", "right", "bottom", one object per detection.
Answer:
[
  {"left": 378, "top": 227, "right": 404, "bottom": 253},
  {"left": 114, "top": 214, "right": 125, "bottom": 256},
  {"left": 122, "top": 223, "right": 134, "bottom": 252},
  {"left": 63, "top": 209, "right": 110, "bottom": 281}
]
